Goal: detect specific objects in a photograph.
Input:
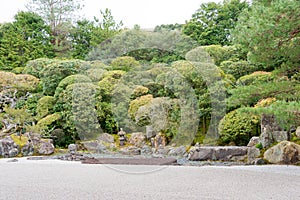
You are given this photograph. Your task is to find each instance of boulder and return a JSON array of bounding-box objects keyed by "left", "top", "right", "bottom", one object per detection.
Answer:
[
  {"left": 21, "top": 143, "right": 34, "bottom": 156},
  {"left": 141, "top": 145, "right": 152, "bottom": 155},
  {"left": 81, "top": 140, "right": 107, "bottom": 153},
  {"left": 247, "top": 137, "right": 260, "bottom": 147},
  {"left": 38, "top": 140, "right": 54, "bottom": 155},
  {"left": 120, "top": 146, "right": 141, "bottom": 155},
  {"left": 247, "top": 147, "right": 260, "bottom": 164},
  {"left": 264, "top": 141, "right": 300, "bottom": 164},
  {"left": 129, "top": 132, "right": 145, "bottom": 147},
  {"left": 0, "top": 136, "right": 19, "bottom": 158},
  {"left": 168, "top": 145, "right": 187, "bottom": 157},
  {"left": 68, "top": 144, "right": 77, "bottom": 155},
  {"left": 296, "top": 126, "right": 300, "bottom": 139},
  {"left": 151, "top": 134, "right": 166, "bottom": 148},
  {"left": 97, "top": 133, "right": 114, "bottom": 143},
  {"left": 260, "top": 114, "right": 283, "bottom": 148},
  {"left": 272, "top": 131, "right": 289, "bottom": 142},
  {"left": 188, "top": 147, "right": 213, "bottom": 161},
  {"left": 146, "top": 126, "right": 156, "bottom": 139}
]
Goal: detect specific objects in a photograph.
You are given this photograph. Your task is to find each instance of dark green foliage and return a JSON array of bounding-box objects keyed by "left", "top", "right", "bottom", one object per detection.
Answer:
[
  {"left": 183, "top": 0, "right": 249, "bottom": 45},
  {"left": 232, "top": 0, "right": 300, "bottom": 72},
  {"left": 227, "top": 81, "right": 300, "bottom": 110},
  {"left": 218, "top": 108, "right": 260, "bottom": 146},
  {"left": 0, "top": 12, "right": 53, "bottom": 70},
  {"left": 40, "top": 59, "right": 91, "bottom": 95}
]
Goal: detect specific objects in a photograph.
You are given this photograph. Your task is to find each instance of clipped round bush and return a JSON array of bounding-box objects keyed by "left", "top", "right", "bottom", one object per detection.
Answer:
[
  {"left": 54, "top": 74, "right": 92, "bottom": 98},
  {"left": 23, "top": 58, "right": 58, "bottom": 78},
  {"left": 236, "top": 71, "right": 274, "bottom": 86},
  {"left": 40, "top": 59, "right": 90, "bottom": 95},
  {"left": 36, "top": 113, "right": 61, "bottom": 130},
  {"left": 218, "top": 109, "right": 260, "bottom": 146},
  {"left": 98, "top": 70, "right": 126, "bottom": 99},
  {"left": 85, "top": 68, "right": 107, "bottom": 82},
  {"left": 220, "top": 60, "right": 259, "bottom": 79},
  {"left": 128, "top": 94, "right": 153, "bottom": 120},
  {"left": 110, "top": 56, "right": 140, "bottom": 72},
  {"left": 185, "top": 47, "right": 213, "bottom": 63},
  {"left": 133, "top": 86, "right": 149, "bottom": 98}
]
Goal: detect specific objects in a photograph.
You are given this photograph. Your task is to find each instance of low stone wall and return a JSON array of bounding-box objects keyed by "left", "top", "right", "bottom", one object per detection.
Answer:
[{"left": 188, "top": 145, "right": 260, "bottom": 163}]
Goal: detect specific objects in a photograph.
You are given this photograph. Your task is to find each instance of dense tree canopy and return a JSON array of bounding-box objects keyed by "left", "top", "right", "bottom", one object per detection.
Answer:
[
  {"left": 232, "top": 0, "right": 300, "bottom": 74},
  {"left": 183, "top": 0, "right": 249, "bottom": 45}
]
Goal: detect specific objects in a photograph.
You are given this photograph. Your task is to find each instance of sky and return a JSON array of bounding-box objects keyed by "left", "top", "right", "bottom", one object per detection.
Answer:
[{"left": 0, "top": 0, "right": 220, "bottom": 28}]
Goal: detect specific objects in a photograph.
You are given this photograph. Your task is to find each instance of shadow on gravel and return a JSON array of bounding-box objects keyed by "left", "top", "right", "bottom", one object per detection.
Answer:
[{"left": 82, "top": 157, "right": 178, "bottom": 165}]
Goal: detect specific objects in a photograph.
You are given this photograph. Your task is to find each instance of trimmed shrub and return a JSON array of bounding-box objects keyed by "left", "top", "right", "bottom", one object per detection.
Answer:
[
  {"left": 110, "top": 56, "right": 140, "bottom": 72},
  {"left": 36, "top": 96, "right": 56, "bottom": 120},
  {"left": 128, "top": 94, "right": 153, "bottom": 120},
  {"left": 220, "top": 60, "right": 259, "bottom": 79},
  {"left": 218, "top": 109, "right": 260, "bottom": 146},
  {"left": 236, "top": 71, "right": 274, "bottom": 86}
]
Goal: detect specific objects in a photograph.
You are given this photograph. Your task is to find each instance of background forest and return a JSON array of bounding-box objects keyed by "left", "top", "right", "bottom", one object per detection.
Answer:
[{"left": 0, "top": 0, "right": 299, "bottom": 150}]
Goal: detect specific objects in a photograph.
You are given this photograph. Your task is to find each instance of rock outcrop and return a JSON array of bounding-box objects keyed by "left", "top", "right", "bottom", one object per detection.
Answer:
[
  {"left": 0, "top": 136, "right": 19, "bottom": 158},
  {"left": 264, "top": 141, "right": 300, "bottom": 164}
]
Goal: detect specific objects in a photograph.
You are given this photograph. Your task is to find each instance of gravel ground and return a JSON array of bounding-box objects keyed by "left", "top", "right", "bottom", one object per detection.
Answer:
[{"left": 0, "top": 157, "right": 299, "bottom": 200}]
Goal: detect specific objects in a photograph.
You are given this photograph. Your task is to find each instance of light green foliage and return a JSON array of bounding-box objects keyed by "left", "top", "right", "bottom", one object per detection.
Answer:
[
  {"left": 110, "top": 56, "right": 140, "bottom": 72},
  {"left": 0, "top": 71, "right": 40, "bottom": 92},
  {"left": 98, "top": 70, "right": 126, "bottom": 100},
  {"left": 0, "top": 106, "right": 34, "bottom": 134},
  {"left": 40, "top": 59, "right": 90, "bottom": 95},
  {"left": 218, "top": 108, "right": 260, "bottom": 146},
  {"left": 133, "top": 86, "right": 149, "bottom": 98},
  {"left": 185, "top": 47, "right": 214, "bottom": 63},
  {"left": 36, "top": 96, "right": 56, "bottom": 120},
  {"left": 54, "top": 74, "right": 92, "bottom": 98},
  {"left": 36, "top": 113, "right": 61, "bottom": 130},
  {"left": 0, "top": 11, "right": 53, "bottom": 70},
  {"left": 11, "top": 67, "right": 24, "bottom": 74},
  {"left": 236, "top": 71, "right": 274, "bottom": 86},
  {"left": 220, "top": 60, "right": 260, "bottom": 79},
  {"left": 232, "top": 0, "right": 300, "bottom": 72},
  {"left": 128, "top": 94, "right": 153, "bottom": 120},
  {"left": 183, "top": 0, "right": 249, "bottom": 45}
]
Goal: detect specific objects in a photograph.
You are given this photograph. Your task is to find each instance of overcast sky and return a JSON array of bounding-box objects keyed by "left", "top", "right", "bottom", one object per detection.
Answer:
[{"left": 0, "top": 0, "right": 220, "bottom": 28}]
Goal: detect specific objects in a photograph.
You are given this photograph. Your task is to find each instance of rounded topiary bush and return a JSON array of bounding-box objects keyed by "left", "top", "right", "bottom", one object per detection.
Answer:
[
  {"left": 185, "top": 47, "right": 213, "bottom": 63},
  {"left": 220, "top": 60, "right": 259, "bottom": 79},
  {"left": 218, "top": 109, "right": 260, "bottom": 146},
  {"left": 236, "top": 71, "right": 274, "bottom": 86},
  {"left": 110, "top": 56, "right": 140, "bottom": 72},
  {"left": 54, "top": 74, "right": 92, "bottom": 98}
]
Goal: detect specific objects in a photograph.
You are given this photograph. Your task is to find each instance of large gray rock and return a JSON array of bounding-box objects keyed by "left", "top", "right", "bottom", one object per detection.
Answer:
[
  {"left": 247, "top": 147, "right": 261, "bottom": 164},
  {"left": 0, "top": 136, "right": 19, "bottom": 158},
  {"left": 146, "top": 126, "right": 156, "bottom": 139},
  {"left": 82, "top": 140, "right": 107, "bottom": 153},
  {"left": 272, "top": 131, "right": 289, "bottom": 142},
  {"left": 129, "top": 132, "right": 145, "bottom": 147},
  {"left": 38, "top": 140, "right": 54, "bottom": 155},
  {"left": 264, "top": 141, "right": 300, "bottom": 164},
  {"left": 97, "top": 133, "right": 114, "bottom": 143},
  {"left": 21, "top": 143, "right": 34, "bottom": 156},
  {"left": 188, "top": 146, "right": 250, "bottom": 162},
  {"left": 168, "top": 145, "right": 187, "bottom": 157},
  {"left": 68, "top": 144, "right": 77, "bottom": 155}
]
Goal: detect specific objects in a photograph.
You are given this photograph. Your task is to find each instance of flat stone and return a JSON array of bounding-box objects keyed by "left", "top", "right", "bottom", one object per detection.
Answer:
[
  {"left": 97, "top": 133, "right": 114, "bottom": 143},
  {"left": 247, "top": 137, "right": 260, "bottom": 147}
]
